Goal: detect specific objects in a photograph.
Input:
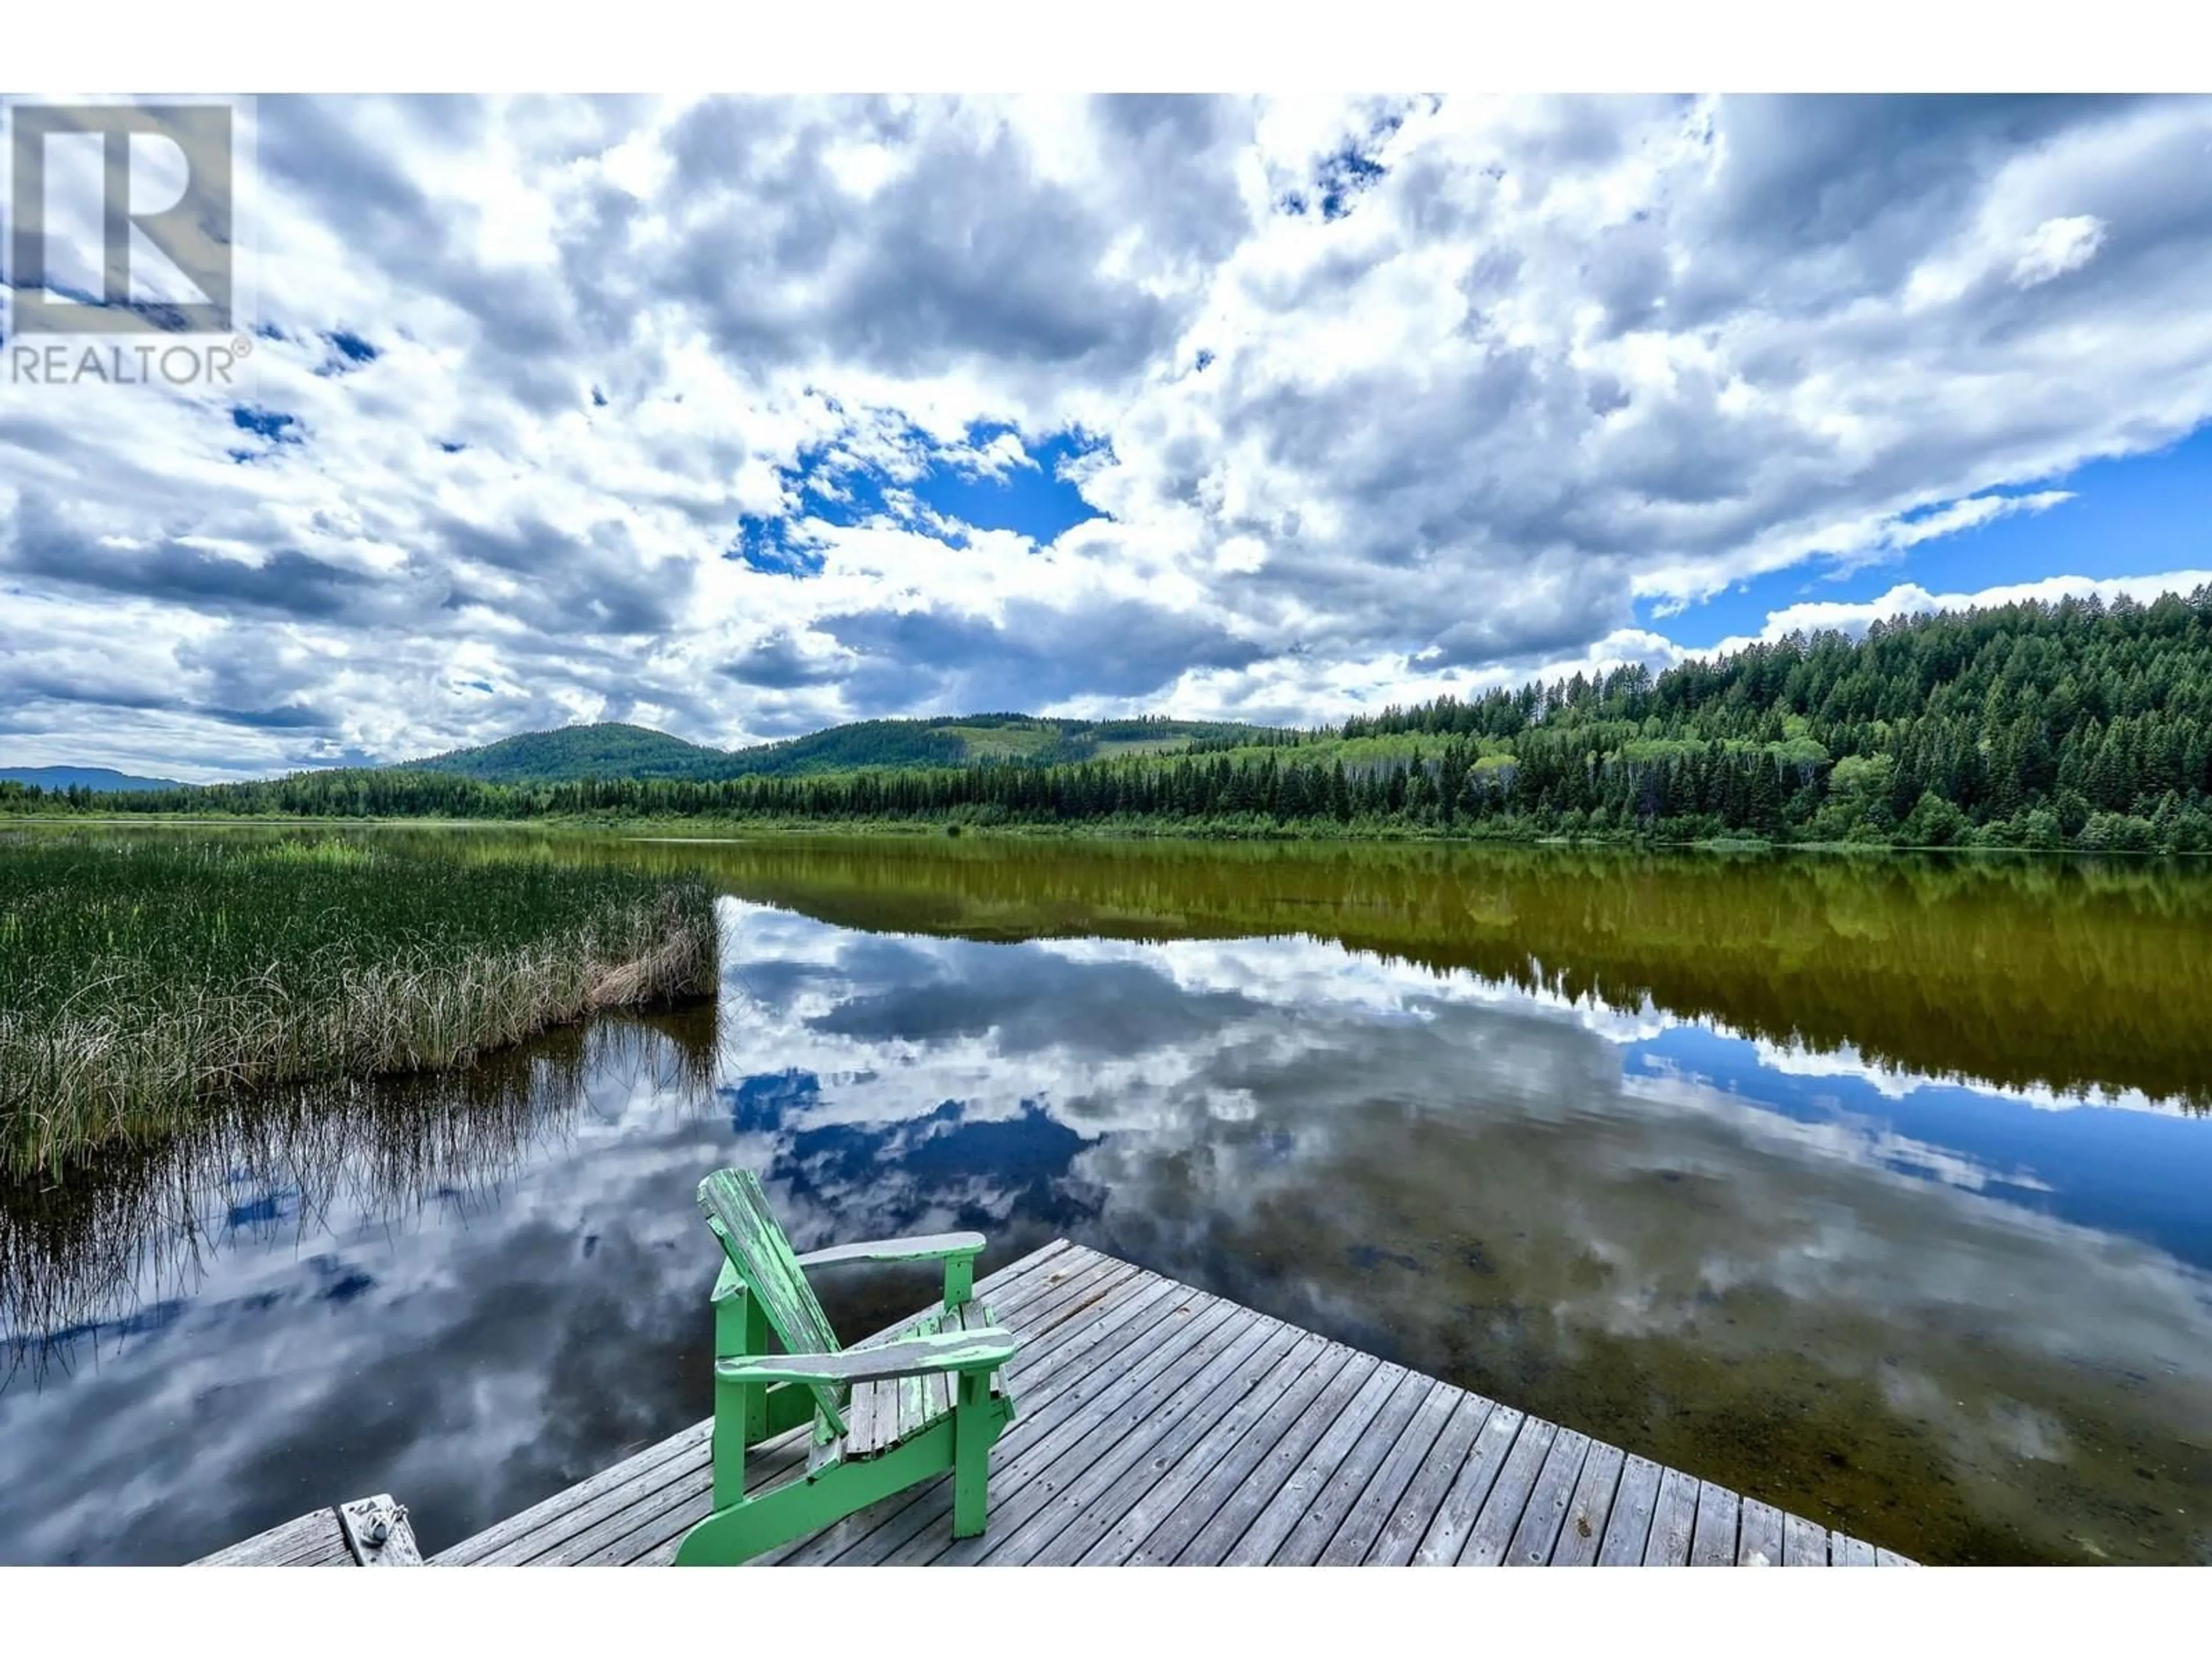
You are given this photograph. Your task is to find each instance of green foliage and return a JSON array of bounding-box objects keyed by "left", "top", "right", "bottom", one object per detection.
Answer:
[
  {"left": 12, "top": 589, "right": 2212, "bottom": 853},
  {"left": 1901, "top": 790, "right": 1969, "bottom": 847},
  {"left": 408, "top": 721, "right": 733, "bottom": 782},
  {"left": 0, "top": 834, "right": 718, "bottom": 1172},
  {"left": 1827, "top": 753, "right": 1895, "bottom": 805},
  {"left": 399, "top": 714, "right": 1274, "bottom": 785}
]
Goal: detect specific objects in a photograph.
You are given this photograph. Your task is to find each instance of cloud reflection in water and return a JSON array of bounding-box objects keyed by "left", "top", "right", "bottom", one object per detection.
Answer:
[{"left": 2, "top": 897, "right": 2209, "bottom": 1566}]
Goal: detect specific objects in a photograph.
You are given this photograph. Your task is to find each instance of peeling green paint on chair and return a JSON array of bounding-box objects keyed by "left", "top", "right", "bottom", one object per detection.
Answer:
[{"left": 673, "top": 1167, "right": 1019, "bottom": 1566}]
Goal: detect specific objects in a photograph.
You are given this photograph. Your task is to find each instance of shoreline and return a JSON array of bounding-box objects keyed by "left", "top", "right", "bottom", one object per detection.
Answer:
[{"left": 5, "top": 812, "right": 2209, "bottom": 861}]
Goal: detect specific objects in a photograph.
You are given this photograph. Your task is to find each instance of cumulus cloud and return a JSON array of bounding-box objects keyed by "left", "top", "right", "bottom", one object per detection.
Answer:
[
  {"left": 2012, "top": 214, "right": 2108, "bottom": 286},
  {"left": 5, "top": 93, "right": 2212, "bottom": 777}
]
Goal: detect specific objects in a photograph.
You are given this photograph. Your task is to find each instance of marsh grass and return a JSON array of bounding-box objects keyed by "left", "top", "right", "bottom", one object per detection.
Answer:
[{"left": 0, "top": 833, "right": 718, "bottom": 1173}]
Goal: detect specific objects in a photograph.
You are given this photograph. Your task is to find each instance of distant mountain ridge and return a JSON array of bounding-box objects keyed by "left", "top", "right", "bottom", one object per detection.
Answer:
[
  {"left": 0, "top": 765, "right": 184, "bottom": 792},
  {"left": 400, "top": 714, "right": 1276, "bottom": 784}
]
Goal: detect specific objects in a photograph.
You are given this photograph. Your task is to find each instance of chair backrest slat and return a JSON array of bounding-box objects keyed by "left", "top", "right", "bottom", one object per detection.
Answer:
[{"left": 698, "top": 1169, "right": 845, "bottom": 1421}]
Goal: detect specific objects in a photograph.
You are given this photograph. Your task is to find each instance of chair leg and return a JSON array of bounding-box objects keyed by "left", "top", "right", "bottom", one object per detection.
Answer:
[
  {"left": 712, "top": 1285, "right": 775, "bottom": 1509},
  {"left": 951, "top": 1376, "right": 991, "bottom": 1540}
]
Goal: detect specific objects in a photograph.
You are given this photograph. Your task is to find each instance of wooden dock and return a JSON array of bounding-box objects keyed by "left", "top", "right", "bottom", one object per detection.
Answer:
[
  {"left": 412, "top": 1239, "right": 1912, "bottom": 1567},
  {"left": 203, "top": 1239, "right": 1912, "bottom": 1566},
  {"left": 198, "top": 1493, "right": 422, "bottom": 1567}
]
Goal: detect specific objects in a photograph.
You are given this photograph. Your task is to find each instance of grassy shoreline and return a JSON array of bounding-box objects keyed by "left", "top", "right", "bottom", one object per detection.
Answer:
[
  {"left": 13, "top": 810, "right": 2207, "bottom": 861},
  {"left": 0, "top": 834, "right": 718, "bottom": 1174}
]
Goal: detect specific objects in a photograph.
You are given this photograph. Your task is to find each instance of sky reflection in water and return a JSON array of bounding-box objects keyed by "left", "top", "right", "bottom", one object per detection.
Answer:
[{"left": 3, "top": 895, "right": 2210, "bottom": 1566}]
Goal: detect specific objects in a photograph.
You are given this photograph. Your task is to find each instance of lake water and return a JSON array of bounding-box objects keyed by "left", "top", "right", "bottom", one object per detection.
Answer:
[{"left": 3, "top": 832, "right": 2211, "bottom": 1565}]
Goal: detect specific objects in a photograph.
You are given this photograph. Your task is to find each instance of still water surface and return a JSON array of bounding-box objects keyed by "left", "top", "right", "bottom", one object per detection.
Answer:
[{"left": 3, "top": 832, "right": 2210, "bottom": 1565}]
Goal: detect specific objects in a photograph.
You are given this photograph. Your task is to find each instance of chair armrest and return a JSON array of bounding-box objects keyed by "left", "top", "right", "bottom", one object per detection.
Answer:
[
  {"left": 713, "top": 1328, "right": 1016, "bottom": 1389},
  {"left": 793, "top": 1231, "right": 986, "bottom": 1270}
]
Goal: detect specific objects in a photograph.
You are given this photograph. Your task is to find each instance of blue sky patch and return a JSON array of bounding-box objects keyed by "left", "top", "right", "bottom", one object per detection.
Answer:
[
  {"left": 1317, "top": 142, "right": 1388, "bottom": 221},
  {"left": 908, "top": 427, "right": 1105, "bottom": 543},
  {"left": 321, "top": 330, "right": 378, "bottom": 372},
  {"left": 230, "top": 406, "right": 302, "bottom": 445},
  {"left": 1310, "top": 107, "right": 1403, "bottom": 222},
  {"left": 1645, "top": 425, "right": 2212, "bottom": 648},
  {"left": 740, "top": 421, "right": 1108, "bottom": 567},
  {"left": 797, "top": 447, "right": 899, "bottom": 531},
  {"left": 729, "top": 516, "right": 827, "bottom": 578}
]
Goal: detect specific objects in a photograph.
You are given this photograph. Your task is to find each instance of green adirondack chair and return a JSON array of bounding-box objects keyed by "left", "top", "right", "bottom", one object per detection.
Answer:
[{"left": 672, "top": 1167, "right": 1020, "bottom": 1566}]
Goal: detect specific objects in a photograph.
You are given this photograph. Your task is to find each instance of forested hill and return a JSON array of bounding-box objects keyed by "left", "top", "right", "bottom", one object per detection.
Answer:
[
  {"left": 407, "top": 722, "right": 729, "bottom": 782},
  {"left": 1321, "top": 585, "right": 2212, "bottom": 849},
  {"left": 404, "top": 714, "right": 1267, "bottom": 783},
  {"left": 10, "top": 588, "right": 2212, "bottom": 853},
  {"left": 709, "top": 714, "right": 1268, "bottom": 776}
]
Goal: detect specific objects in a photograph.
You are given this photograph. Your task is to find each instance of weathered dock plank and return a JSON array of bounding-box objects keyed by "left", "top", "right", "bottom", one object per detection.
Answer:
[
  {"left": 1505, "top": 1427, "right": 1592, "bottom": 1566},
  {"left": 197, "top": 1507, "right": 354, "bottom": 1566},
  {"left": 1114, "top": 1340, "right": 1360, "bottom": 1565},
  {"left": 225, "top": 1240, "right": 1910, "bottom": 1569},
  {"left": 1461, "top": 1415, "right": 1559, "bottom": 1566},
  {"left": 1738, "top": 1497, "right": 1785, "bottom": 1567},
  {"left": 196, "top": 1493, "right": 419, "bottom": 1566},
  {"left": 1412, "top": 1403, "right": 1525, "bottom": 1564},
  {"left": 1313, "top": 1379, "right": 1459, "bottom": 1566},
  {"left": 1359, "top": 1392, "right": 1496, "bottom": 1566},
  {"left": 972, "top": 1309, "right": 1297, "bottom": 1564},
  {"left": 1690, "top": 1479, "right": 1741, "bottom": 1566},
  {"left": 1216, "top": 1360, "right": 1409, "bottom": 1563},
  {"left": 822, "top": 1279, "right": 1229, "bottom": 1566},
  {"left": 1834, "top": 1533, "right": 1880, "bottom": 1566},
  {"left": 1782, "top": 1509, "right": 1832, "bottom": 1566},
  {"left": 1027, "top": 1320, "right": 1313, "bottom": 1566},
  {"left": 1550, "top": 1440, "right": 1626, "bottom": 1566},
  {"left": 1642, "top": 1467, "right": 1702, "bottom": 1565},
  {"left": 916, "top": 1294, "right": 1255, "bottom": 1563},
  {"left": 1162, "top": 1350, "right": 1385, "bottom": 1564},
  {"left": 1265, "top": 1370, "right": 1439, "bottom": 1566},
  {"left": 1596, "top": 1454, "right": 1664, "bottom": 1564}
]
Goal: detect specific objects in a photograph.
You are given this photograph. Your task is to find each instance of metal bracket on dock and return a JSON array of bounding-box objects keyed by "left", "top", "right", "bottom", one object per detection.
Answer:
[{"left": 337, "top": 1494, "right": 423, "bottom": 1566}]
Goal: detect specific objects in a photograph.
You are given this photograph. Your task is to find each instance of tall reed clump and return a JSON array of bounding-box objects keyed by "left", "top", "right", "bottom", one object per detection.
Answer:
[{"left": 0, "top": 834, "right": 719, "bottom": 1174}]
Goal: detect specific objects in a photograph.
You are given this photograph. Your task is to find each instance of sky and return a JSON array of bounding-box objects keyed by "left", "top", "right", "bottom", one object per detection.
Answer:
[{"left": 4, "top": 93, "right": 2212, "bottom": 782}]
